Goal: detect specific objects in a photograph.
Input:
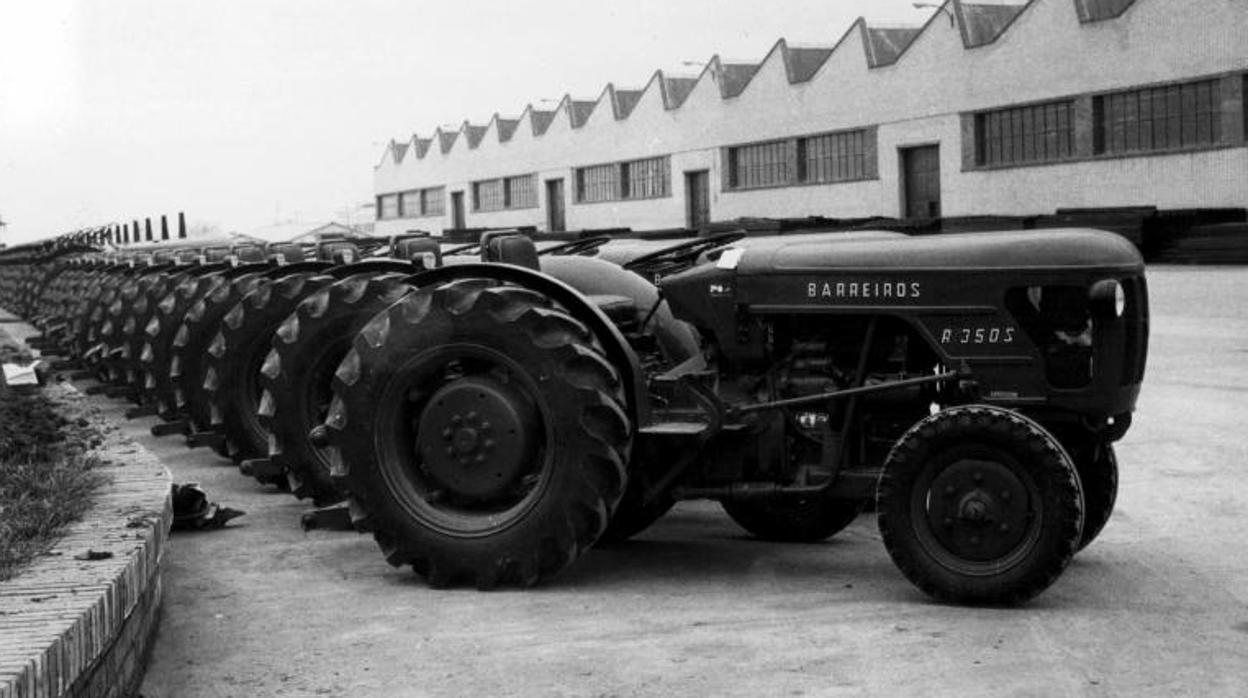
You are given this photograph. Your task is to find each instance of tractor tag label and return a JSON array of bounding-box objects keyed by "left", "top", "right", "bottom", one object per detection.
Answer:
[{"left": 806, "top": 280, "right": 922, "bottom": 302}]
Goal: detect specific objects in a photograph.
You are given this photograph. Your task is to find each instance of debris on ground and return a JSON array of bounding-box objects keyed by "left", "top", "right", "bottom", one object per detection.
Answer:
[{"left": 170, "top": 483, "right": 246, "bottom": 531}]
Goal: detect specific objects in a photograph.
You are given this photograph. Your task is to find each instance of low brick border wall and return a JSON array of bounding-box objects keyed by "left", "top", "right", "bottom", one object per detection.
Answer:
[{"left": 0, "top": 385, "right": 173, "bottom": 698}]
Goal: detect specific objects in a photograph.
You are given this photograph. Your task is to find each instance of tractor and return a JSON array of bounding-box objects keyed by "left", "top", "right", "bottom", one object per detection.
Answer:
[{"left": 323, "top": 227, "right": 1148, "bottom": 605}]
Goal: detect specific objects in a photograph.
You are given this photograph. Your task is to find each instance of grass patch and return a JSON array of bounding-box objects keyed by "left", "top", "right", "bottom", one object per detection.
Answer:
[{"left": 0, "top": 389, "right": 109, "bottom": 581}]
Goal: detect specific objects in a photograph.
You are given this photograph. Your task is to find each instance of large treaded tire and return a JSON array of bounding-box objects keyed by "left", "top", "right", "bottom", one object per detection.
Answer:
[
  {"left": 203, "top": 272, "right": 334, "bottom": 465},
  {"left": 141, "top": 272, "right": 233, "bottom": 418},
  {"left": 258, "top": 272, "right": 414, "bottom": 502},
  {"left": 877, "top": 405, "right": 1084, "bottom": 606},
  {"left": 122, "top": 270, "right": 192, "bottom": 395},
  {"left": 171, "top": 272, "right": 268, "bottom": 439},
  {"left": 722, "top": 494, "right": 864, "bottom": 543},
  {"left": 327, "top": 279, "right": 631, "bottom": 589}
]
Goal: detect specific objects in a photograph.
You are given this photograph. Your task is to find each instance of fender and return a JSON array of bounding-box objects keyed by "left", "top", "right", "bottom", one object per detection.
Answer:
[{"left": 403, "top": 262, "right": 651, "bottom": 424}]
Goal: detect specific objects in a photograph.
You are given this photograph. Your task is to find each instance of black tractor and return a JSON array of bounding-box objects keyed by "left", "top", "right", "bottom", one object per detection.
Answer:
[{"left": 323, "top": 227, "right": 1148, "bottom": 605}]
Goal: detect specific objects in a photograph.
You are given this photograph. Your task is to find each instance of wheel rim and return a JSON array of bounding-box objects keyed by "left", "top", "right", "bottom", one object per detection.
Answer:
[
  {"left": 911, "top": 445, "right": 1042, "bottom": 575},
  {"left": 375, "top": 344, "right": 551, "bottom": 538},
  {"left": 301, "top": 338, "right": 352, "bottom": 467}
]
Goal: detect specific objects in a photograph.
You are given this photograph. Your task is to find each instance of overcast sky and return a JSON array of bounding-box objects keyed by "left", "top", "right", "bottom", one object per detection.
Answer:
[{"left": 0, "top": 0, "right": 940, "bottom": 245}]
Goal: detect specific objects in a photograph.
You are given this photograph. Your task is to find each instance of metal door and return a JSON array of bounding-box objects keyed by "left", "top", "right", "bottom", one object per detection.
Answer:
[
  {"left": 686, "top": 170, "right": 710, "bottom": 230},
  {"left": 450, "top": 191, "right": 465, "bottom": 230},
  {"left": 901, "top": 145, "right": 941, "bottom": 219},
  {"left": 546, "top": 179, "right": 566, "bottom": 232}
]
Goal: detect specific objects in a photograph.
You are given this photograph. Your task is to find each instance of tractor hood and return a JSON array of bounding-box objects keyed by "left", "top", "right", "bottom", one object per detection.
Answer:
[{"left": 732, "top": 228, "right": 1143, "bottom": 275}]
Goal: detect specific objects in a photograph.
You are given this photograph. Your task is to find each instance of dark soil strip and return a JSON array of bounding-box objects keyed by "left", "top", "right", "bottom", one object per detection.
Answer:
[{"left": 0, "top": 389, "right": 109, "bottom": 581}]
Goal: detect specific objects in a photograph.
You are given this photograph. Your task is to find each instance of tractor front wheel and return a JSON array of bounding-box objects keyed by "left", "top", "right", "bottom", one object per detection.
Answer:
[{"left": 877, "top": 405, "right": 1083, "bottom": 605}]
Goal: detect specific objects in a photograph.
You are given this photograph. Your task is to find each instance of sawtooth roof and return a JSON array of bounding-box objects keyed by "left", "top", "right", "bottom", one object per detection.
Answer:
[{"left": 379, "top": 0, "right": 1150, "bottom": 167}]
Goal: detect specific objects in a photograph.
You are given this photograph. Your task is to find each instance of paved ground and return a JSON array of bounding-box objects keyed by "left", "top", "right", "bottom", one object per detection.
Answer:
[{"left": 35, "top": 266, "right": 1248, "bottom": 696}]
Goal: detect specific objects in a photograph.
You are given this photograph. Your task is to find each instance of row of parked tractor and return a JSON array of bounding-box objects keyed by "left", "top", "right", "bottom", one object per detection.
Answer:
[
  {"left": 0, "top": 230, "right": 694, "bottom": 499},
  {"left": 0, "top": 220, "right": 1150, "bottom": 605}
]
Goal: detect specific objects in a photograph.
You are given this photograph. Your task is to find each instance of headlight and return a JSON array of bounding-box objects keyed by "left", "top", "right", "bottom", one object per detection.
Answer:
[{"left": 1088, "top": 279, "right": 1125, "bottom": 318}]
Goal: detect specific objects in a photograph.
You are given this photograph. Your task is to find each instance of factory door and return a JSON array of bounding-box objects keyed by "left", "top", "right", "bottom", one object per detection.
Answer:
[
  {"left": 901, "top": 145, "right": 941, "bottom": 219},
  {"left": 685, "top": 170, "right": 710, "bottom": 230},
  {"left": 450, "top": 191, "right": 465, "bottom": 230},
  {"left": 546, "top": 179, "right": 566, "bottom": 232}
]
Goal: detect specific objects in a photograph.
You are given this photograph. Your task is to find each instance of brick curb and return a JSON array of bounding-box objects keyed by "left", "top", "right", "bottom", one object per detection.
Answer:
[{"left": 0, "top": 384, "right": 173, "bottom": 698}]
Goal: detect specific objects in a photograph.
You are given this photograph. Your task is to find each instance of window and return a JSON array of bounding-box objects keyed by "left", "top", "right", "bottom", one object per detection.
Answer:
[
  {"left": 975, "top": 101, "right": 1074, "bottom": 167},
  {"left": 421, "top": 187, "right": 445, "bottom": 217},
  {"left": 1094, "top": 79, "right": 1222, "bottom": 155},
  {"left": 621, "top": 156, "right": 671, "bottom": 200},
  {"left": 398, "top": 190, "right": 420, "bottom": 218},
  {"left": 797, "top": 129, "right": 871, "bottom": 183},
  {"left": 377, "top": 194, "right": 399, "bottom": 220},
  {"left": 576, "top": 163, "right": 619, "bottom": 203},
  {"left": 504, "top": 175, "right": 537, "bottom": 209},
  {"left": 727, "top": 140, "right": 791, "bottom": 189},
  {"left": 472, "top": 179, "right": 504, "bottom": 212}
]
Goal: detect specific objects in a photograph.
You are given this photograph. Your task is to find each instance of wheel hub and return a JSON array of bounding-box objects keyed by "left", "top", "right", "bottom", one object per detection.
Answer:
[
  {"left": 927, "top": 458, "right": 1032, "bottom": 562},
  {"left": 415, "top": 375, "right": 537, "bottom": 501}
]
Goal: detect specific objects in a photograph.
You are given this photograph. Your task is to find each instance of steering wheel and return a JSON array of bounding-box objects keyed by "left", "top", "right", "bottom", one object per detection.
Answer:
[
  {"left": 539, "top": 236, "right": 612, "bottom": 257},
  {"left": 622, "top": 231, "right": 748, "bottom": 282}
]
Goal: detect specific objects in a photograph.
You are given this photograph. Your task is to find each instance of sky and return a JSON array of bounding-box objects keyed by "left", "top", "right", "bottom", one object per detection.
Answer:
[{"left": 0, "top": 0, "right": 944, "bottom": 245}]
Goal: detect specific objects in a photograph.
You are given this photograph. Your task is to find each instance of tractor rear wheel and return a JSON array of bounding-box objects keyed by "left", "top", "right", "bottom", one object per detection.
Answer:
[
  {"left": 722, "top": 494, "right": 864, "bottom": 543},
  {"left": 327, "top": 279, "right": 631, "bottom": 589},
  {"left": 877, "top": 405, "right": 1083, "bottom": 605},
  {"left": 203, "top": 271, "right": 332, "bottom": 465},
  {"left": 258, "top": 273, "right": 413, "bottom": 503}
]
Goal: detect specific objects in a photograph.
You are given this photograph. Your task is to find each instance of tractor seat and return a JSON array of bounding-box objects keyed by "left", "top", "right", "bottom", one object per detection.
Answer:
[
  {"left": 394, "top": 237, "right": 442, "bottom": 270},
  {"left": 482, "top": 234, "right": 540, "bottom": 271},
  {"left": 268, "top": 243, "right": 306, "bottom": 264},
  {"left": 586, "top": 294, "right": 636, "bottom": 324}
]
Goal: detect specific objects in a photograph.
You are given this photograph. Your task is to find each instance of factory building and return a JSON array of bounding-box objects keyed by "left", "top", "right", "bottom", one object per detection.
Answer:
[{"left": 373, "top": 0, "right": 1248, "bottom": 238}]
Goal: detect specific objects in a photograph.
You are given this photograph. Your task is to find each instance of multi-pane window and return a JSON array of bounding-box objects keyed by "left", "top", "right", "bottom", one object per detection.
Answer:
[
  {"left": 473, "top": 179, "right": 505, "bottom": 212},
  {"left": 726, "top": 130, "right": 876, "bottom": 190},
  {"left": 621, "top": 156, "right": 671, "bottom": 200},
  {"left": 798, "top": 130, "right": 870, "bottom": 183},
  {"left": 421, "top": 187, "right": 445, "bottom": 216},
  {"left": 1094, "top": 79, "right": 1222, "bottom": 155},
  {"left": 377, "top": 194, "right": 399, "bottom": 220},
  {"left": 727, "top": 140, "right": 791, "bottom": 189},
  {"left": 576, "top": 163, "right": 619, "bottom": 203},
  {"left": 975, "top": 101, "right": 1074, "bottom": 167},
  {"left": 575, "top": 157, "right": 671, "bottom": 204},
  {"left": 504, "top": 175, "right": 537, "bottom": 209},
  {"left": 471, "top": 176, "right": 535, "bottom": 212},
  {"left": 398, "top": 190, "right": 420, "bottom": 218}
]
